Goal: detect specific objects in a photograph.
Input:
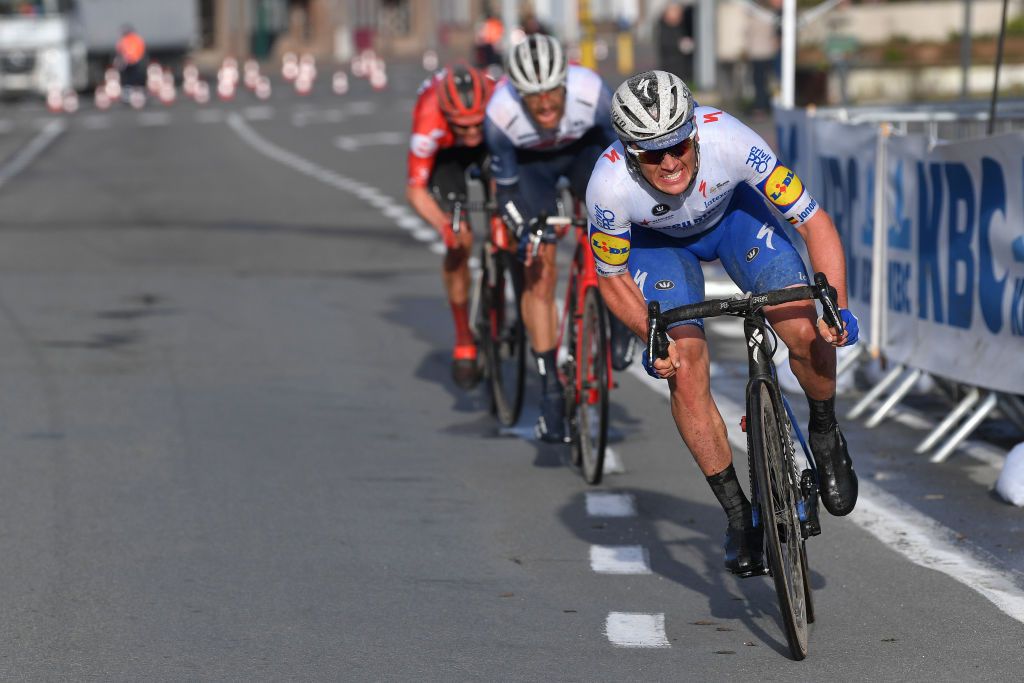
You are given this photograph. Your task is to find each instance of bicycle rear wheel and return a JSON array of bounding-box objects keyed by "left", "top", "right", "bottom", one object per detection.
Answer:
[
  {"left": 571, "top": 286, "right": 609, "bottom": 484},
  {"left": 478, "top": 250, "right": 526, "bottom": 426},
  {"left": 750, "top": 381, "right": 810, "bottom": 660}
]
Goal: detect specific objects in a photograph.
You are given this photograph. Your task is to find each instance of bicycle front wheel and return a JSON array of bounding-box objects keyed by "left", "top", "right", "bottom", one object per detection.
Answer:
[
  {"left": 571, "top": 286, "right": 609, "bottom": 485},
  {"left": 479, "top": 251, "right": 526, "bottom": 426},
  {"left": 750, "top": 381, "right": 810, "bottom": 660}
]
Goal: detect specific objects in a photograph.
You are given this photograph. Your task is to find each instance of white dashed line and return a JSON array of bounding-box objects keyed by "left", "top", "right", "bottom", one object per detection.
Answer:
[
  {"left": 590, "top": 545, "right": 651, "bottom": 574},
  {"left": 605, "top": 613, "right": 670, "bottom": 648},
  {"left": 0, "top": 119, "right": 64, "bottom": 192},
  {"left": 138, "top": 111, "right": 172, "bottom": 126},
  {"left": 80, "top": 115, "right": 112, "bottom": 130},
  {"left": 625, "top": 362, "right": 1024, "bottom": 624},
  {"left": 585, "top": 492, "right": 636, "bottom": 517},
  {"left": 195, "top": 110, "right": 226, "bottom": 124},
  {"left": 243, "top": 106, "right": 275, "bottom": 121}
]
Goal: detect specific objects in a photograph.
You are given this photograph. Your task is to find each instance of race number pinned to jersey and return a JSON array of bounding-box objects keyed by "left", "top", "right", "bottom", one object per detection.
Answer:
[
  {"left": 764, "top": 164, "right": 804, "bottom": 207},
  {"left": 590, "top": 229, "right": 631, "bottom": 266}
]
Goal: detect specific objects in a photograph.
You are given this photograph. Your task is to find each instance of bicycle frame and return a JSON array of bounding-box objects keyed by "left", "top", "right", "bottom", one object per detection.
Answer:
[{"left": 556, "top": 200, "right": 614, "bottom": 399}]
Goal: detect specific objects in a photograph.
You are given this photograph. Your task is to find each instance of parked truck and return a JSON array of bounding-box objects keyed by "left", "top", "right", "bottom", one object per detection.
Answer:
[{"left": 0, "top": 0, "right": 198, "bottom": 97}]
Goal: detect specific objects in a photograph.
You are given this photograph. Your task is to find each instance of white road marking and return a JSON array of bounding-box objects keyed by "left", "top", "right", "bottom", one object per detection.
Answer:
[
  {"left": 586, "top": 492, "right": 636, "bottom": 517},
  {"left": 138, "top": 111, "right": 172, "bottom": 127},
  {"left": 590, "top": 545, "right": 651, "bottom": 574},
  {"left": 335, "top": 132, "right": 405, "bottom": 151},
  {"left": 625, "top": 362, "right": 1024, "bottom": 624},
  {"left": 291, "top": 109, "right": 345, "bottom": 127},
  {"left": 243, "top": 106, "right": 275, "bottom": 121},
  {"left": 605, "top": 613, "right": 670, "bottom": 648},
  {"left": 0, "top": 119, "right": 64, "bottom": 191},
  {"left": 345, "top": 101, "right": 377, "bottom": 116},
  {"left": 603, "top": 446, "right": 625, "bottom": 474},
  {"left": 196, "top": 110, "right": 226, "bottom": 124},
  {"left": 80, "top": 115, "right": 112, "bottom": 130}
]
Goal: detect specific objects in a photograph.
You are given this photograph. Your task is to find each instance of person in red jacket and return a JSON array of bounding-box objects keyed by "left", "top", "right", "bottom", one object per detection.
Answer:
[
  {"left": 115, "top": 24, "right": 147, "bottom": 89},
  {"left": 406, "top": 63, "right": 495, "bottom": 389}
]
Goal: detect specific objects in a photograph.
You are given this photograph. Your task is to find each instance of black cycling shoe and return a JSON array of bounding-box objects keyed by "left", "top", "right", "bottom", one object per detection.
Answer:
[
  {"left": 724, "top": 524, "right": 765, "bottom": 577},
  {"left": 809, "top": 425, "right": 858, "bottom": 516},
  {"left": 609, "top": 315, "right": 635, "bottom": 371},
  {"left": 536, "top": 390, "right": 567, "bottom": 443},
  {"left": 451, "top": 358, "right": 481, "bottom": 390}
]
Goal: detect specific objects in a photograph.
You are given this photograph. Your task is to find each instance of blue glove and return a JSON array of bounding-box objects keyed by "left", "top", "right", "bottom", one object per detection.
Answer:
[
  {"left": 840, "top": 308, "right": 859, "bottom": 345},
  {"left": 641, "top": 348, "right": 660, "bottom": 379}
]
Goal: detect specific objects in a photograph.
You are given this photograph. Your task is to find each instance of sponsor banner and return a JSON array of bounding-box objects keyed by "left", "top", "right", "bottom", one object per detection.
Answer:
[
  {"left": 802, "top": 118, "right": 879, "bottom": 344},
  {"left": 884, "top": 132, "right": 1024, "bottom": 394}
]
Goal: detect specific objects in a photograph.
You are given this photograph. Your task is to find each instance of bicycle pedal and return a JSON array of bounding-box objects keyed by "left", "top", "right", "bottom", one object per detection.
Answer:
[{"left": 733, "top": 563, "right": 768, "bottom": 579}]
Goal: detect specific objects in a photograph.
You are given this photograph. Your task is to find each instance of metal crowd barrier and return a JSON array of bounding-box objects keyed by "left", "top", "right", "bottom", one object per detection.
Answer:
[{"left": 801, "top": 101, "right": 1024, "bottom": 463}]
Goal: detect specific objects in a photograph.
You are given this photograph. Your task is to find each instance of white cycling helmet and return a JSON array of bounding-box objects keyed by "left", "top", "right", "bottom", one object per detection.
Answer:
[
  {"left": 506, "top": 33, "right": 567, "bottom": 95},
  {"left": 611, "top": 70, "right": 696, "bottom": 150}
]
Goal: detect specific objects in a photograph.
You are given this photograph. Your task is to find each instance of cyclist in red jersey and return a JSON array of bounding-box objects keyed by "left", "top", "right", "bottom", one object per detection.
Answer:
[{"left": 406, "top": 63, "right": 495, "bottom": 389}]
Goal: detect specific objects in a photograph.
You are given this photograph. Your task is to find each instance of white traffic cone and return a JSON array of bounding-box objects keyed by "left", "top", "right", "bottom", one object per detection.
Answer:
[
  {"left": 62, "top": 90, "right": 79, "bottom": 113},
  {"left": 422, "top": 49, "right": 438, "bottom": 72},
  {"left": 194, "top": 80, "right": 210, "bottom": 105},
  {"left": 146, "top": 62, "right": 163, "bottom": 94},
  {"left": 282, "top": 52, "right": 298, "bottom": 81},
  {"left": 243, "top": 59, "right": 260, "bottom": 90},
  {"left": 94, "top": 86, "right": 111, "bottom": 110},
  {"left": 294, "top": 75, "right": 312, "bottom": 96},
  {"left": 46, "top": 86, "right": 63, "bottom": 113},
  {"left": 255, "top": 76, "right": 272, "bottom": 100},
  {"left": 332, "top": 71, "right": 349, "bottom": 95},
  {"left": 128, "top": 88, "right": 147, "bottom": 110},
  {"left": 369, "top": 65, "right": 387, "bottom": 91}
]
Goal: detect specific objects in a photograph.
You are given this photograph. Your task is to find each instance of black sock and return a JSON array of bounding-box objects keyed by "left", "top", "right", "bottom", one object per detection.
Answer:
[
  {"left": 533, "top": 349, "right": 560, "bottom": 394},
  {"left": 807, "top": 395, "right": 837, "bottom": 434},
  {"left": 706, "top": 465, "right": 751, "bottom": 530}
]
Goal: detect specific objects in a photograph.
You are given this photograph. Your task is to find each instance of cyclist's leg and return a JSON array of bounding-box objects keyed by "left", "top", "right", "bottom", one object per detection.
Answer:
[
  {"left": 430, "top": 146, "right": 483, "bottom": 388},
  {"left": 516, "top": 151, "right": 568, "bottom": 440},
  {"left": 714, "top": 185, "right": 856, "bottom": 515},
  {"left": 630, "top": 228, "right": 761, "bottom": 571}
]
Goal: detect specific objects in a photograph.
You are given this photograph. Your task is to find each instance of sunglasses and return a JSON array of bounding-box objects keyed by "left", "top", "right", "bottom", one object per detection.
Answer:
[{"left": 626, "top": 136, "right": 695, "bottom": 165}]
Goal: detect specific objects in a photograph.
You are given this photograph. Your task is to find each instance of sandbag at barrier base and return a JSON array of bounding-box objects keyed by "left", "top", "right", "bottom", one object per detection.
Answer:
[{"left": 994, "top": 443, "right": 1024, "bottom": 507}]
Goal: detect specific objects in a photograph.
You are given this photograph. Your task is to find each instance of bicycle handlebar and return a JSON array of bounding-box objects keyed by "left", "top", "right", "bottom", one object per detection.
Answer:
[{"left": 647, "top": 273, "right": 844, "bottom": 360}]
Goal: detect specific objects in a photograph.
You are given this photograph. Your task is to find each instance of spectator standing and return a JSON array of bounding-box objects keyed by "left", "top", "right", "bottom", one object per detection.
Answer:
[
  {"left": 656, "top": 1, "right": 694, "bottom": 82},
  {"left": 746, "top": 0, "right": 780, "bottom": 117},
  {"left": 116, "top": 24, "right": 147, "bottom": 90}
]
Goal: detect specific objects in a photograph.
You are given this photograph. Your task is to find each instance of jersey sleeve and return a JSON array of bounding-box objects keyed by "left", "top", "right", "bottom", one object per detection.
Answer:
[
  {"left": 586, "top": 158, "right": 633, "bottom": 277},
  {"left": 485, "top": 114, "right": 521, "bottom": 210},
  {"left": 735, "top": 123, "right": 820, "bottom": 227},
  {"left": 406, "top": 85, "right": 443, "bottom": 188}
]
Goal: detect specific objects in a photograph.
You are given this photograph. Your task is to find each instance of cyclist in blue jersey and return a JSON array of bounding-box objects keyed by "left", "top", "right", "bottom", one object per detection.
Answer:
[{"left": 587, "top": 70, "right": 859, "bottom": 574}]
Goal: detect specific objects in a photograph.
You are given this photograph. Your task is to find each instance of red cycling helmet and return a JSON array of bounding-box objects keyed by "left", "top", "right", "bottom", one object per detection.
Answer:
[{"left": 436, "top": 63, "right": 493, "bottom": 127}]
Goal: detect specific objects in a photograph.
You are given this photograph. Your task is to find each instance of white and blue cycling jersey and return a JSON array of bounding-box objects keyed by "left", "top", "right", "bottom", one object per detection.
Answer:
[
  {"left": 485, "top": 64, "right": 616, "bottom": 221},
  {"left": 586, "top": 107, "right": 821, "bottom": 327}
]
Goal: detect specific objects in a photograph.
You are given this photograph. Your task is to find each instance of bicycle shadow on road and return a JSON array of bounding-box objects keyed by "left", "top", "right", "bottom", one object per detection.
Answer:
[{"left": 557, "top": 486, "right": 827, "bottom": 656}]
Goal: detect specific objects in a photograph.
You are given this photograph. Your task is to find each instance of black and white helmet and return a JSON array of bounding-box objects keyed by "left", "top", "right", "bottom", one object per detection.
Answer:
[
  {"left": 506, "top": 34, "right": 568, "bottom": 95},
  {"left": 611, "top": 70, "right": 696, "bottom": 150}
]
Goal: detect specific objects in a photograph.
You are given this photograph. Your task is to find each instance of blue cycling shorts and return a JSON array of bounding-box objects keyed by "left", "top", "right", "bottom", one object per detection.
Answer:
[{"left": 627, "top": 184, "right": 809, "bottom": 330}]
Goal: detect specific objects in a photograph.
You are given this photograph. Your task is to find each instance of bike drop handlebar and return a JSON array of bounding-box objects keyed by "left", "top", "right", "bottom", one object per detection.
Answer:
[
  {"left": 647, "top": 272, "right": 844, "bottom": 361},
  {"left": 525, "top": 213, "right": 587, "bottom": 260}
]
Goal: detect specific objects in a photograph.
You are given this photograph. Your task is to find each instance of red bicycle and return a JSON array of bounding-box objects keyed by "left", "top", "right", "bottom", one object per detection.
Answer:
[{"left": 528, "top": 203, "right": 614, "bottom": 484}]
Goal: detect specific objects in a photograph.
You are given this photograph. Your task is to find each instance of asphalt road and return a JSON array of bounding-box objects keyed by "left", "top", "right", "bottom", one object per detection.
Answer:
[{"left": 0, "top": 64, "right": 1022, "bottom": 679}]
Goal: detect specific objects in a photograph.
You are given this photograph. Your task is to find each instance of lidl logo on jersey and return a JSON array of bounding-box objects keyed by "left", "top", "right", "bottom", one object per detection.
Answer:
[
  {"left": 591, "top": 232, "right": 630, "bottom": 266},
  {"left": 766, "top": 165, "right": 803, "bottom": 207}
]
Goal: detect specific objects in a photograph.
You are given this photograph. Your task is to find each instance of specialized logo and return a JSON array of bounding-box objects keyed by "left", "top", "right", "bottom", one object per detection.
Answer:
[
  {"left": 651, "top": 203, "right": 670, "bottom": 216},
  {"left": 633, "top": 269, "right": 648, "bottom": 291},
  {"left": 702, "top": 111, "right": 722, "bottom": 123},
  {"left": 592, "top": 204, "right": 616, "bottom": 230},
  {"left": 602, "top": 148, "right": 621, "bottom": 164},
  {"left": 698, "top": 179, "right": 707, "bottom": 197},
  {"left": 746, "top": 247, "right": 759, "bottom": 262},
  {"left": 654, "top": 279, "right": 675, "bottom": 290},
  {"left": 591, "top": 232, "right": 631, "bottom": 266},
  {"left": 766, "top": 165, "right": 803, "bottom": 206},
  {"left": 756, "top": 223, "right": 776, "bottom": 250},
  {"left": 746, "top": 146, "right": 772, "bottom": 174},
  {"left": 637, "top": 78, "right": 652, "bottom": 99}
]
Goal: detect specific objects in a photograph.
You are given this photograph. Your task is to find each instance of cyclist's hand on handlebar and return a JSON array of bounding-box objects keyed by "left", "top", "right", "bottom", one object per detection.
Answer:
[
  {"left": 642, "top": 342, "right": 681, "bottom": 379},
  {"left": 439, "top": 222, "right": 459, "bottom": 250},
  {"left": 817, "top": 308, "right": 858, "bottom": 347},
  {"left": 517, "top": 216, "right": 554, "bottom": 266}
]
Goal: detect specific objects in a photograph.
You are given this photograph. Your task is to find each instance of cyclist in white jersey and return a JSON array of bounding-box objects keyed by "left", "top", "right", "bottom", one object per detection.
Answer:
[
  {"left": 587, "top": 70, "right": 859, "bottom": 575},
  {"left": 485, "top": 34, "right": 620, "bottom": 443}
]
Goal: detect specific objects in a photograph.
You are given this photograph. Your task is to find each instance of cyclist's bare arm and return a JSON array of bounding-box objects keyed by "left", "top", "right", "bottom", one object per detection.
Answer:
[
  {"left": 598, "top": 272, "right": 680, "bottom": 376},
  {"left": 794, "top": 208, "right": 849, "bottom": 344},
  {"left": 406, "top": 185, "right": 450, "bottom": 234}
]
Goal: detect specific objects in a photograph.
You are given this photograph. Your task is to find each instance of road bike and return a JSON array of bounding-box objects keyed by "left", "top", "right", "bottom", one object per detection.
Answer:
[
  {"left": 448, "top": 196, "right": 526, "bottom": 426},
  {"left": 524, "top": 205, "right": 614, "bottom": 485},
  {"left": 646, "top": 273, "right": 844, "bottom": 660}
]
